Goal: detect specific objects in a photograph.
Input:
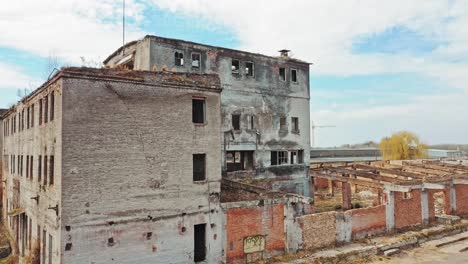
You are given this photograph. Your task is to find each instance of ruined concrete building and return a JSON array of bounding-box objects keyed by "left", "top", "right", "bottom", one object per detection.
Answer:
[
  {"left": 104, "top": 35, "right": 312, "bottom": 197},
  {"left": 1, "top": 36, "right": 313, "bottom": 264},
  {"left": 1, "top": 68, "right": 224, "bottom": 263}
]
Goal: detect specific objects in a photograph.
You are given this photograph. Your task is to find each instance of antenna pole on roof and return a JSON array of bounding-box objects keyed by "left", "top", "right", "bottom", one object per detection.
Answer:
[{"left": 122, "top": 0, "right": 125, "bottom": 47}]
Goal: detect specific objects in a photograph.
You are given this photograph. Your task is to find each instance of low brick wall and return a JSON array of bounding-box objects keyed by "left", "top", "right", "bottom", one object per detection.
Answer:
[
  {"left": 314, "top": 178, "right": 329, "bottom": 190},
  {"left": 345, "top": 205, "right": 386, "bottom": 239},
  {"left": 394, "top": 190, "right": 423, "bottom": 229},
  {"left": 298, "top": 212, "right": 337, "bottom": 249},
  {"left": 456, "top": 184, "right": 468, "bottom": 216},
  {"left": 225, "top": 203, "right": 285, "bottom": 264}
]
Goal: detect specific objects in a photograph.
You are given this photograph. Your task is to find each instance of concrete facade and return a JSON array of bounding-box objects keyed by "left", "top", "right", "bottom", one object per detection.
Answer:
[
  {"left": 1, "top": 68, "right": 224, "bottom": 264},
  {"left": 104, "top": 35, "right": 312, "bottom": 197}
]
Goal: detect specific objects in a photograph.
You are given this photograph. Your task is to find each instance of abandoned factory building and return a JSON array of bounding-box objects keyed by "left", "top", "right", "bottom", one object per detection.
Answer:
[
  {"left": 104, "top": 35, "right": 312, "bottom": 197},
  {"left": 1, "top": 36, "right": 313, "bottom": 264}
]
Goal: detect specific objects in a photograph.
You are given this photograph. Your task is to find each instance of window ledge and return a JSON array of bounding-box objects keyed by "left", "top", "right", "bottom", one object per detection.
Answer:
[
  {"left": 193, "top": 180, "right": 207, "bottom": 184},
  {"left": 194, "top": 123, "right": 208, "bottom": 127},
  {"left": 292, "top": 130, "right": 300, "bottom": 134}
]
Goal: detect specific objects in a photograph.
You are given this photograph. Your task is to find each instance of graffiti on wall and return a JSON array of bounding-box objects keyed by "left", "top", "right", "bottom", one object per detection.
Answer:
[{"left": 243, "top": 235, "right": 265, "bottom": 253}]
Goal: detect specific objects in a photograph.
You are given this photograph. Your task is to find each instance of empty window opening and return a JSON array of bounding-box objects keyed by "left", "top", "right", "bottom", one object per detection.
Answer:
[
  {"left": 42, "top": 230, "right": 46, "bottom": 264},
  {"left": 31, "top": 104, "right": 34, "bottom": 127},
  {"left": 48, "top": 234, "right": 52, "bottom": 264},
  {"left": 39, "top": 99, "right": 43, "bottom": 125},
  {"left": 146, "top": 232, "right": 153, "bottom": 240},
  {"left": 247, "top": 115, "right": 255, "bottom": 130},
  {"left": 231, "top": 59, "right": 240, "bottom": 74},
  {"left": 271, "top": 151, "right": 288, "bottom": 165},
  {"left": 280, "top": 117, "right": 287, "bottom": 130},
  {"left": 191, "top": 53, "right": 201, "bottom": 69},
  {"left": 43, "top": 156, "right": 48, "bottom": 185},
  {"left": 292, "top": 117, "right": 299, "bottom": 132},
  {"left": 50, "top": 92, "right": 54, "bottom": 121},
  {"left": 226, "top": 151, "right": 254, "bottom": 172},
  {"left": 291, "top": 69, "right": 298, "bottom": 83},
  {"left": 107, "top": 237, "right": 115, "bottom": 247},
  {"left": 245, "top": 61, "right": 254, "bottom": 77},
  {"left": 290, "top": 151, "right": 298, "bottom": 164},
  {"left": 194, "top": 224, "right": 206, "bottom": 262},
  {"left": 193, "top": 154, "right": 206, "bottom": 182},
  {"left": 298, "top": 150, "right": 304, "bottom": 164},
  {"left": 38, "top": 155, "right": 42, "bottom": 183},
  {"left": 192, "top": 99, "right": 205, "bottom": 124},
  {"left": 30, "top": 156, "right": 33, "bottom": 180},
  {"left": 44, "top": 96, "right": 48, "bottom": 124},
  {"left": 232, "top": 114, "right": 240, "bottom": 130},
  {"left": 65, "top": 243, "right": 72, "bottom": 251},
  {"left": 403, "top": 192, "right": 412, "bottom": 199},
  {"left": 27, "top": 107, "right": 30, "bottom": 129},
  {"left": 433, "top": 191, "right": 446, "bottom": 216},
  {"left": 175, "top": 51, "right": 184, "bottom": 66},
  {"left": 49, "top": 156, "right": 54, "bottom": 185},
  {"left": 279, "top": 68, "right": 286, "bottom": 81}
]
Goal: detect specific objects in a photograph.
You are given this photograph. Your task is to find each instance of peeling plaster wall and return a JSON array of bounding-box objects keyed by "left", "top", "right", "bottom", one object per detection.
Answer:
[
  {"left": 115, "top": 36, "right": 312, "bottom": 197},
  {"left": 60, "top": 77, "right": 223, "bottom": 263},
  {"left": 2, "top": 81, "right": 64, "bottom": 264}
]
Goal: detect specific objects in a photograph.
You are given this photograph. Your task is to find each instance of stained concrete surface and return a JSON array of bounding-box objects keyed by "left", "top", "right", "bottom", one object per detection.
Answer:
[{"left": 373, "top": 231, "right": 468, "bottom": 264}]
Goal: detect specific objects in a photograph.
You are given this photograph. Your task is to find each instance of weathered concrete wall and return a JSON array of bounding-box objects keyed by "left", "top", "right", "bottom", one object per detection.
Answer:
[
  {"left": 224, "top": 202, "right": 285, "bottom": 264},
  {"left": 106, "top": 36, "right": 312, "bottom": 197},
  {"left": 60, "top": 74, "right": 223, "bottom": 263},
  {"left": 394, "top": 190, "right": 423, "bottom": 229},
  {"left": 345, "top": 205, "right": 386, "bottom": 239},
  {"left": 299, "top": 211, "right": 337, "bottom": 249},
  {"left": 2, "top": 80, "right": 63, "bottom": 263}
]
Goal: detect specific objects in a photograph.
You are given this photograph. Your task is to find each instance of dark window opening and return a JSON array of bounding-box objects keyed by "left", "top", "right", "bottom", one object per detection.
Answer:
[
  {"left": 146, "top": 232, "right": 153, "bottom": 240},
  {"left": 226, "top": 151, "right": 254, "bottom": 172},
  {"left": 31, "top": 104, "right": 34, "bottom": 127},
  {"left": 245, "top": 61, "right": 254, "bottom": 76},
  {"left": 43, "top": 156, "right": 48, "bottom": 185},
  {"left": 292, "top": 117, "right": 299, "bottom": 132},
  {"left": 194, "top": 224, "right": 206, "bottom": 262},
  {"left": 107, "top": 237, "right": 115, "bottom": 247},
  {"left": 44, "top": 96, "right": 48, "bottom": 124},
  {"left": 49, "top": 156, "right": 54, "bottom": 185},
  {"left": 50, "top": 92, "right": 54, "bottom": 121},
  {"left": 27, "top": 107, "right": 30, "bottom": 129},
  {"left": 191, "top": 53, "right": 201, "bottom": 68},
  {"left": 38, "top": 155, "right": 42, "bottom": 183},
  {"left": 291, "top": 69, "right": 298, "bottom": 83},
  {"left": 232, "top": 114, "right": 240, "bottom": 130},
  {"left": 271, "top": 151, "right": 288, "bottom": 165},
  {"left": 231, "top": 59, "right": 240, "bottom": 74},
  {"left": 247, "top": 115, "right": 255, "bottom": 130},
  {"left": 290, "top": 151, "right": 297, "bottom": 164},
  {"left": 193, "top": 154, "right": 206, "bottom": 182},
  {"left": 175, "top": 51, "right": 184, "bottom": 66},
  {"left": 30, "top": 156, "right": 33, "bottom": 180},
  {"left": 39, "top": 99, "right": 43, "bottom": 125},
  {"left": 192, "top": 99, "right": 205, "bottom": 124},
  {"left": 298, "top": 150, "right": 304, "bottom": 164},
  {"left": 280, "top": 117, "right": 287, "bottom": 130},
  {"left": 279, "top": 68, "right": 286, "bottom": 81},
  {"left": 65, "top": 243, "right": 72, "bottom": 251},
  {"left": 48, "top": 234, "right": 52, "bottom": 264}
]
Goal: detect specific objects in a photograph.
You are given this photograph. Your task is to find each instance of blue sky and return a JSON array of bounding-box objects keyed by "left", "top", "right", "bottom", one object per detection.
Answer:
[{"left": 1, "top": 0, "right": 467, "bottom": 146}]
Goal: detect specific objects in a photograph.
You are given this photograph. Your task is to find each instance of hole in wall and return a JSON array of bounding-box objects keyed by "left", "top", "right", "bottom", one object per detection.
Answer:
[
  {"left": 108, "top": 237, "right": 115, "bottom": 247},
  {"left": 65, "top": 243, "right": 72, "bottom": 251},
  {"left": 65, "top": 226, "right": 71, "bottom": 232},
  {"left": 146, "top": 232, "right": 152, "bottom": 240}
]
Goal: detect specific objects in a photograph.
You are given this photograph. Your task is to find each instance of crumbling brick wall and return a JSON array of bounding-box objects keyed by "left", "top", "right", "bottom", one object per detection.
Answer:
[
  {"left": 345, "top": 205, "right": 386, "bottom": 239},
  {"left": 225, "top": 203, "right": 285, "bottom": 264},
  {"left": 299, "top": 211, "right": 337, "bottom": 249},
  {"left": 394, "top": 190, "right": 423, "bottom": 229}
]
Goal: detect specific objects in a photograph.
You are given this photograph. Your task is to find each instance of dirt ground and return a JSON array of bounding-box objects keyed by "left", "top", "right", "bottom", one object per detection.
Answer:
[{"left": 314, "top": 186, "right": 378, "bottom": 213}]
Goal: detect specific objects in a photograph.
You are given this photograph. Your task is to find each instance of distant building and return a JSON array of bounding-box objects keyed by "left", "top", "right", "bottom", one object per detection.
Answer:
[
  {"left": 310, "top": 147, "right": 382, "bottom": 163},
  {"left": 428, "top": 149, "right": 464, "bottom": 160}
]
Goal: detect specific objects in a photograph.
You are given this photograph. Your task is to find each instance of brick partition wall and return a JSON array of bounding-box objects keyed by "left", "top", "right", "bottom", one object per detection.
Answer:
[
  {"left": 314, "top": 178, "right": 329, "bottom": 190},
  {"left": 455, "top": 184, "right": 468, "bottom": 216},
  {"left": 345, "top": 205, "right": 386, "bottom": 239},
  {"left": 394, "top": 190, "right": 423, "bottom": 229},
  {"left": 298, "top": 211, "right": 337, "bottom": 249},
  {"left": 225, "top": 203, "right": 285, "bottom": 264}
]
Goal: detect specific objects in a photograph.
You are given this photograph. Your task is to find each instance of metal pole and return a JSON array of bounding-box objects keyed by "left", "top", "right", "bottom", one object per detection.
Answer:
[{"left": 123, "top": 0, "right": 125, "bottom": 46}]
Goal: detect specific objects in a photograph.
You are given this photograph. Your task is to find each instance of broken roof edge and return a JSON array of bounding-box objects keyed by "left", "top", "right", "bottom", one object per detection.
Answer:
[
  {"left": 103, "top": 35, "right": 313, "bottom": 66},
  {"left": 1, "top": 67, "right": 221, "bottom": 119}
]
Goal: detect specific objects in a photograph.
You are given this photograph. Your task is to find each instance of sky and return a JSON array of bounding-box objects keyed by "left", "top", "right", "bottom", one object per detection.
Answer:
[{"left": 1, "top": 0, "right": 467, "bottom": 147}]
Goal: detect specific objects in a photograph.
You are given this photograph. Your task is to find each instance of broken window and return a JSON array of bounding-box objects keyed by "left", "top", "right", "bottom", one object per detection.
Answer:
[
  {"left": 193, "top": 154, "right": 206, "bottom": 182},
  {"left": 191, "top": 53, "right": 201, "bottom": 69},
  {"left": 194, "top": 224, "right": 206, "bottom": 262},
  {"left": 232, "top": 114, "right": 240, "bottom": 130},
  {"left": 192, "top": 98, "right": 205, "bottom": 124},
  {"left": 291, "top": 69, "right": 298, "bottom": 83},
  {"left": 271, "top": 151, "right": 288, "bottom": 165},
  {"left": 175, "top": 51, "right": 184, "bottom": 66},
  {"left": 231, "top": 59, "right": 240, "bottom": 74},
  {"left": 279, "top": 117, "right": 287, "bottom": 130},
  {"left": 226, "top": 151, "right": 254, "bottom": 172},
  {"left": 247, "top": 115, "right": 255, "bottom": 130},
  {"left": 245, "top": 61, "right": 254, "bottom": 77},
  {"left": 292, "top": 117, "right": 299, "bottom": 132},
  {"left": 279, "top": 67, "right": 286, "bottom": 81}
]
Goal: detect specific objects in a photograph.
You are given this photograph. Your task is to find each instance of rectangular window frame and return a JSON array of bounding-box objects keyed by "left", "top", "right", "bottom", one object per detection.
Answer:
[
  {"left": 232, "top": 114, "right": 241, "bottom": 131},
  {"left": 279, "top": 67, "right": 286, "bottom": 82},
  {"left": 291, "top": 69, "right": 298, "bottom": 83},
  {"left": 245, "top": 61, "right": 254, "bottom": 77},
  {"left": 193, "top": 154, "right": 206, "bottom": 182},
  {"left": 174, "top": 51, "right": 184, "bottom": 67},
  {"left": 231, "top": 59, "right": 240, "bottom": 75},
  {"left": 191, "top": 52, "right": 201, "bottom": 69},
  {"left": 291, "top": 117, "right": 299, "bottom": 133},
  {"left": 192, "top": 98, "right": 206, "bottom": 125}
]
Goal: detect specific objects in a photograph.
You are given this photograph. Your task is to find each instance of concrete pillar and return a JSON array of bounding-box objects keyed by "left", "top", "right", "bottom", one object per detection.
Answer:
[
  {"left": 328, "top": 179, "right": 334, "bottom": 196},
  {"left": 342, "top": 182, "right": 352, "bottom": 210},
  {"left": 386, "top": 191, "right": 395, "bottom": 232},
  {"left": 421, "top": 189, "right": 429, "bottom": 225},
  {"left": 450, "top": 183, "right": 457, "bottom": 215}
]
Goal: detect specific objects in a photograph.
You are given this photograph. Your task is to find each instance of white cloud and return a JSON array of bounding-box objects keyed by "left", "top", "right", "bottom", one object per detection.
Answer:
[
  {"left": 0, "top": 0, "right": 146, "bottom": 63},
  {"left": 0, "top": 63, "right": 39, "bottom": 90}
]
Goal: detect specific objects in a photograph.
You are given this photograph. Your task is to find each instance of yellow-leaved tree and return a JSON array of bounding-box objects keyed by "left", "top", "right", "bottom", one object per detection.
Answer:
[{"left": 380, "top": 131, "right": 428, "bottom": 160}]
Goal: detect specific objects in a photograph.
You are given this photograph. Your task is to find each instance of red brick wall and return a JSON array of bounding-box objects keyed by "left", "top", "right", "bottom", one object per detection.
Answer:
[
  {"left": 299, "top": 212, "right": 337, "bottom": 249},
  {"left": 225, "top": 203, "right": 285, "bottom": 264},
  {"left": 345, "top": 205, "right": 386, "bottom": 239},
  {"left": 394, "top": 190, "right": 422, "bottom": 229},
  {"left": 315, "top": 178, "right": 329, "bottom": 190},
  {"left": 456, "top": 184, "right": 468, "bottom": 216}
]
